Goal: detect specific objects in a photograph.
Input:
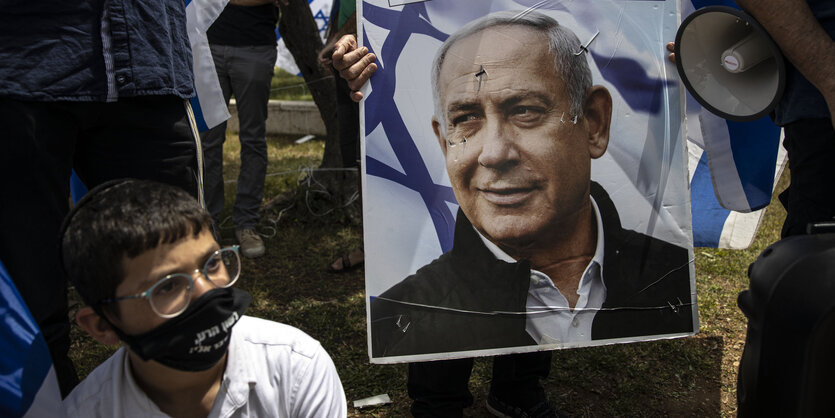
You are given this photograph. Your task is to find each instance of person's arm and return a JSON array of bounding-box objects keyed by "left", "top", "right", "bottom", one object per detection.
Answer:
[
  {"left": 290, "top": 344, "right": 348, "bottom": 418},
  {"left": 734, "top": 0, "right": 835, "bottom": 124},
  {"left": 331, "top": 34, "right": 377, "bottom": 102}
]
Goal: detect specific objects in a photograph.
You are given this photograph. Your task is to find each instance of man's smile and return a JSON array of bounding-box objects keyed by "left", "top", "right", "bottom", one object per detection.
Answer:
[{"left": 477, "top": 184, "right": 538, "bottom": 206}]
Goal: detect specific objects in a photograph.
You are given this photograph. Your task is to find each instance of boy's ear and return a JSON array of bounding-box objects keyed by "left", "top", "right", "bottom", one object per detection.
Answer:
[{"left": 76, "top": 306, "right": 121, "bottom": 346}]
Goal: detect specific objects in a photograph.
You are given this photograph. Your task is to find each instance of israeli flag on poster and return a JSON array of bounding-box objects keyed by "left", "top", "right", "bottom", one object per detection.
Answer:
[
  {"left": 185, "top": 0, "right": 232, "bottom": 132},
  {"left": 360, "top": 0, "right": 697, "bottom": 296},
  {"left": 275, "top": 0, "right": 333, "bottom": 74},
  {"left": 0, "top": 260, "right": 64, "bottom": 418},
  {"left": 684, "top": 0, "right": 786, "bottom": 248}
]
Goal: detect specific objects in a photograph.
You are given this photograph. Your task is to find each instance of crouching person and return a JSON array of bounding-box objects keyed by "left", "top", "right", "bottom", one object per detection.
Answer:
[{"left": 61, "top": 179, "right": 347, "bottom": 417}]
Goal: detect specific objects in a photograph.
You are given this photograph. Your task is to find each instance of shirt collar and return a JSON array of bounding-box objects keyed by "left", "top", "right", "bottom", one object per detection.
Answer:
[
  {"left": 476, "top": 227, "right": 516, "bottom": 263},
  {"left": 588, "top": 196, "right": 605, "bottom": 279}
]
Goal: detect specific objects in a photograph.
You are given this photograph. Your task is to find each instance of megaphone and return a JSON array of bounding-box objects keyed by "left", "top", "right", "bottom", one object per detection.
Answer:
[{"left": 675, "top": 6, "right": 786, "bottom": 121}]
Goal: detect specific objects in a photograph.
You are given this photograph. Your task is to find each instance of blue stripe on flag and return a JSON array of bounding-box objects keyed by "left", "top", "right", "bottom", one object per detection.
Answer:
[
  {"left": 691, "top": 153, "right": 730, "bottom": 247},
  {"left": 70, "top": 170, "right": 88, "bottom": 205},
  {"left": 0, "top": 260, "right": 55, "bottom": 417},
  {"left": 727, "top": 119, "right": 782, "bottom": 211},
  {"left": 189, "top": 96, "right": 210, "bottom": 133},
  {"left": 691, "top": 0, "right": 737, "bottom": 9}
]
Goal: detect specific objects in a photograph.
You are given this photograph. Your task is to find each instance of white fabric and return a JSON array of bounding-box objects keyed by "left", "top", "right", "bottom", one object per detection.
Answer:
[
  {"left": 64, "top": 316, "right": 347, "bottom": 418},
  {"left": 185, "top": 0, "right": 231, "bottom": 130},
  {"left": 274, "top": 0, "right": 332, "bottom": 75},
  {"left": 477, "top": 198, "right": 608, "bottom": 344},
  {"left": 21, "top": 367, "right": 64, "bottom": 418}
]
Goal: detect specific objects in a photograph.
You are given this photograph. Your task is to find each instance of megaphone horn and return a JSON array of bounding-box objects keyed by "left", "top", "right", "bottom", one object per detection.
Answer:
[{"left": 675, "top": 6, "right": 786, "bottom": 121}]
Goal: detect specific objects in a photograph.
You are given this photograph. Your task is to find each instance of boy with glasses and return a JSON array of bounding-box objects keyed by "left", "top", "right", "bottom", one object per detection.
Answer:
[{"left": 60, "top": 179, "right": 346, "bottom": 417}]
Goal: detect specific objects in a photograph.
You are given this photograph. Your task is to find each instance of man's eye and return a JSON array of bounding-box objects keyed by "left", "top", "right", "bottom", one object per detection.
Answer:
[
  {"left": 451, "top": 114, "right": 479, "bottom": 126},
  {"left": 510, "top": 106, "right": 544, "bottom": 121}
]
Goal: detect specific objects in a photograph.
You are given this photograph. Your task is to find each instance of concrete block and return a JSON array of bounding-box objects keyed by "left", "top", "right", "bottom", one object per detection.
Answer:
[{"left": 226, "top": 100, "right": 326, "bottom": 136}]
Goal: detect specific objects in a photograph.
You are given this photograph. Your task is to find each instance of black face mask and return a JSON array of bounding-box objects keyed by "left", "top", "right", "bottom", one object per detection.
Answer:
[{"left": 108, "top": 287, "right": 251, "bottom": 372}]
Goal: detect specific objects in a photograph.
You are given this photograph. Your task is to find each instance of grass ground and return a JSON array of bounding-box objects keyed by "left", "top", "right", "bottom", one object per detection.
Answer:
[
  {"left": 69, "top": 132, "right": 788, "bottom": 417},
  {"left": 270, "top": 68, "right": 313, "bottom": 101}
]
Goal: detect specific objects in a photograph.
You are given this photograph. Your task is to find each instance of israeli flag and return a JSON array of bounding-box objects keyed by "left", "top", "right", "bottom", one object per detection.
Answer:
[
  {"left": 684, "top": 0, "right": 786, "bottom": 248},
  {"left": 0, "top": 260, "right": 63, "bottom": 418},
  {"left": 275, "top": 0, "right": 333, "bottom": 75},
  {"left": 185, "top": 0, "right": 232, "bottom": 132}
]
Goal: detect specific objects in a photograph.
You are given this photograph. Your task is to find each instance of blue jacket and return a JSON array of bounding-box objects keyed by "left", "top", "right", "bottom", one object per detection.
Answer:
[{"left": 0, "top": 0, "right": 194, "bottom": 102}]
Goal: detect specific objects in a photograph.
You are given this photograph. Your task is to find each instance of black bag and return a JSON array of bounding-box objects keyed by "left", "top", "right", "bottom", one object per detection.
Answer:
[{"left": 737, "top": 231, "right": 835, "bottom": 417}]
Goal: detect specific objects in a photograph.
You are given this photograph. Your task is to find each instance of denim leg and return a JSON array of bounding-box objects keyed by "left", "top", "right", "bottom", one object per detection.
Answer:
[{"left": 226, "top": 45, "right": 275, "bottom": 230}]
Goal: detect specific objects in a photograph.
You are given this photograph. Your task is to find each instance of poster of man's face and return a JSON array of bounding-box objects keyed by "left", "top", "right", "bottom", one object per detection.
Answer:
[{"left": 361, "top": 0, "right": 698, "bottom": 363}]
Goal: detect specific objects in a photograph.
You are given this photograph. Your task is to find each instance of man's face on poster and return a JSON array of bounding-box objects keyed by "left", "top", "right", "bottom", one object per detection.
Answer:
[{"left": 432, "top": 25, "right": 610, "bottom": 250}]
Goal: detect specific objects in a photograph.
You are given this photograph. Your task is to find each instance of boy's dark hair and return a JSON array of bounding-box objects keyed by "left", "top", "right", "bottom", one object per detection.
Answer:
[{"left": 61, "top": 179, "right": 212, "bottom": 316}]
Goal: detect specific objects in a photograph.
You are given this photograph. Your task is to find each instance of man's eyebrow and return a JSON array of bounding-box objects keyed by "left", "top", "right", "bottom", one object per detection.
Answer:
[
  {"left": 445, "top": 100, "right": 481, "bottom": 115},
  {"left": 497, "top": 91, "right": 554, "bottom": 109},
  {"left": 446, "top": 91, "right": 556, "bottom": 114}
]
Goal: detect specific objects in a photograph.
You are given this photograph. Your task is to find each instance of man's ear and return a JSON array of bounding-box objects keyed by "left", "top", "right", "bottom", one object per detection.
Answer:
[
  {"left": 432, "top": 116, "right": 449, "bottom": 158},
  {"left": 76, "top": 306, "right": 121, "bottom": 346},
  {"left": 582, "top": 85, "right": 613, "bottom": 159}
]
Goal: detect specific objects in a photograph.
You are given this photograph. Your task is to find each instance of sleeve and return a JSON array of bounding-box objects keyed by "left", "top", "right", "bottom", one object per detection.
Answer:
[{"left": 290, "top": 343, "right": 348, "bottom": 418}]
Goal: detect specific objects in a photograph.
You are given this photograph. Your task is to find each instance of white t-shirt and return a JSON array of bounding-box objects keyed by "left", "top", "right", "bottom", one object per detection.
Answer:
[{"left": 64, "top": 316, "right": 347, "bottom": 418}]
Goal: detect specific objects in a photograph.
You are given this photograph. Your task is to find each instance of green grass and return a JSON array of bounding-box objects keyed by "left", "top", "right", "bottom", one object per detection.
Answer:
[
  {"left": 212, "top": 133, "right": 328, "bottom": 237},
  {"left": 69, "top": 133, "right": 790, "bottom": 417},
  {"left": 270, "top": 67, "right": 313, "bottom": 101}
]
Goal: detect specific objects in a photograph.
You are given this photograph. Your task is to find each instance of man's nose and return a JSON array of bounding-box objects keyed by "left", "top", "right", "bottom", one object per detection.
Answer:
[{"left": 476, "top": 117, "right": 520, "bottom": 169}]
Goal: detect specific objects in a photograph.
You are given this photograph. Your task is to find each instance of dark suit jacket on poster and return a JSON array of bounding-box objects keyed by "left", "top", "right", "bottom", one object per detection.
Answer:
[{"left": 370, "top": 182, "right": 694, "bottom": 358}]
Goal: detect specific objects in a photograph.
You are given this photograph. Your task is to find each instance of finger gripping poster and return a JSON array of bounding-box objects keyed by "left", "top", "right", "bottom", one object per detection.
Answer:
[{"left": 361, "top": 0, "right": 698, "bottom": 363}]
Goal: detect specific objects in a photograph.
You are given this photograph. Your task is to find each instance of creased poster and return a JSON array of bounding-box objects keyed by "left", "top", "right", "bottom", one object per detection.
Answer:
[{"left": 361, "top": 0, "right": 699, "bottom": 363}]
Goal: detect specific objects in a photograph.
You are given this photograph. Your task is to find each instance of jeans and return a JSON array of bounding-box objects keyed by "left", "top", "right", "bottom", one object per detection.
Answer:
[{"left": 200, "top": 44, "right": 276, "bottom": 230}]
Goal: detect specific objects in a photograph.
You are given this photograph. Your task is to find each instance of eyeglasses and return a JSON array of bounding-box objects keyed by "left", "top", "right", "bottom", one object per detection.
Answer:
[{"left": 99, "top": 246, "right": 241, "bottom": 318}]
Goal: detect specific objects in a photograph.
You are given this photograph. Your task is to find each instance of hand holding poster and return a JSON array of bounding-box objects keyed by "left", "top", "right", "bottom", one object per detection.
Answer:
[{"left": 361, "top": 0, "right": 699, "bottom": 363}]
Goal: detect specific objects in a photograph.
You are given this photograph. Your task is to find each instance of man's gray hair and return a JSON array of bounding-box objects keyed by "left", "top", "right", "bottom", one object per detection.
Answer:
[{"left": 431, "top": 10, "right": 593, "bottom": 129}]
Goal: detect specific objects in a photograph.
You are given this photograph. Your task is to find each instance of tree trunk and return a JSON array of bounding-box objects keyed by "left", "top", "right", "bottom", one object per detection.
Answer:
[
  {"left": 277, "top": 0, "right": 341, "bottom": 170},
  {"left": 270, "top": 0, "right": 359, "bottom": 220}
]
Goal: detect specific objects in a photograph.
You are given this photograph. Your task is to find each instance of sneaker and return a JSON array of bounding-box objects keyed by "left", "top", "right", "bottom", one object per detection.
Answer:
[
  {"left": 486, "top": 393, "right": 568, "bottom": 418},
  {"left": 235, "top": 228, "right": 265, "bottom": 258}
]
